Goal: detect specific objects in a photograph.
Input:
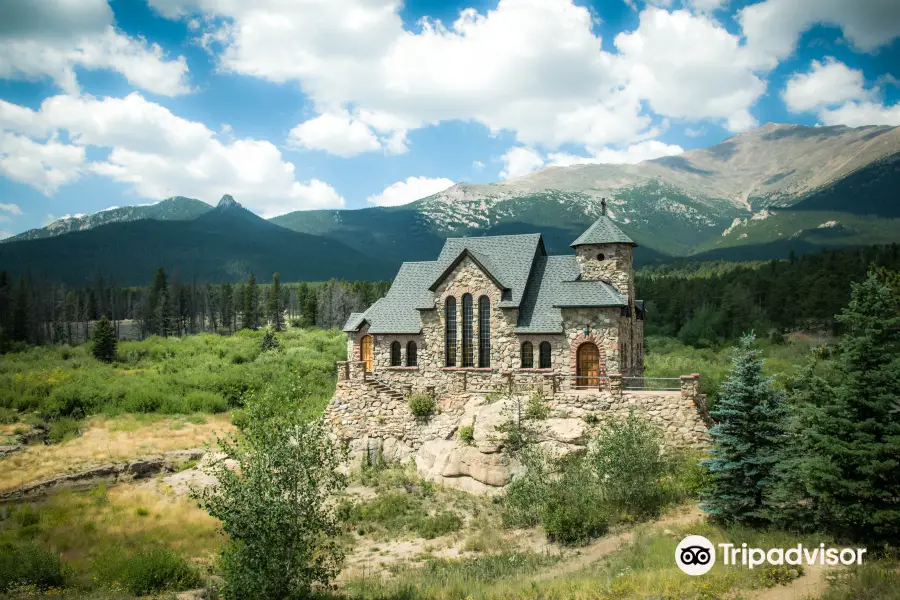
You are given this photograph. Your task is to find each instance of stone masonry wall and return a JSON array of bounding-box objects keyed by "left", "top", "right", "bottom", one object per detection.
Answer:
[
  {"left": 325, "top": 370, "right": 710, "bottom": 454},
  {"left": 575, "top": 243, "right": 634, "bottom": 299}
]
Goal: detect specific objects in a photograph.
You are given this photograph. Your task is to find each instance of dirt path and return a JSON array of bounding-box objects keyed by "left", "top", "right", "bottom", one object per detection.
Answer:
[
  {"left": 531, "top": 505, "right": 705, "bottom": 582},
  {"left": 753, "top": 564, "right": 831, "bottom": 600}
]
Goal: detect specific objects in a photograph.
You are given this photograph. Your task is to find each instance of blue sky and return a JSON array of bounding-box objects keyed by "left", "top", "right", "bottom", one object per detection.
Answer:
[{"left": 0, "top": 0, "right": 898, "bottom": 237}]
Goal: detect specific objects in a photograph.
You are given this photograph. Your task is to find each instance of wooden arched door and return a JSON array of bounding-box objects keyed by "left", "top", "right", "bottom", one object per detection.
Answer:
[
  {"left": 360, "top": 335, "right": 374, "bottom": 373},
  {"left": 576, "top": 342, "right": 600, "bottom": 388}
]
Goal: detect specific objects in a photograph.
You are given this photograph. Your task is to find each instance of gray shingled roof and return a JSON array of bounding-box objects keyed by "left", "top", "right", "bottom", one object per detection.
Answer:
[
  {"left": 362, "top": 262, "right": 437, "bottom": 334},
  {"left": 515, "top": 255, "right": 579, "bottom": 333},
  {"left": 431, "top": 234, "right": 543, "bottom": 308},
  {"left": 553, "top": 281, "right": 627, "bottom": 308},
  {"left": 570, "top": 216, "right": 636, "bottom": 247},
  {"left": 348, "top": 221, "right": 635, "bottom": 335},
  {"left": 428, "top": 248, "right": 509, "bottom": 292},
  {"left": 342, "top": 312, "right": 366, "bottom": 332}
]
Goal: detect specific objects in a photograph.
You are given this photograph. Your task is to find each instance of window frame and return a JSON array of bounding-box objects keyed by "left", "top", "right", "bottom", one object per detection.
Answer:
[
  {"left": 462, "top": 293, "right": 474, "bottom": 367},
  {"left": 538, "top": 341, "right": 551, "bottom": 369},
  {"left": 406, "top": 341, "right": 417, "bottom": 367},
  {"left": 520, "top": 341, "right": 534, "bottom": 369},
  {"left": 445, "top": 296, "right": 457, "bottom": 367},
  {"left": 478, "top": 295, "right": 491, "bottom": 368},
  {"left": 390, "top": 341, "right": 401, "bottom": 367}
]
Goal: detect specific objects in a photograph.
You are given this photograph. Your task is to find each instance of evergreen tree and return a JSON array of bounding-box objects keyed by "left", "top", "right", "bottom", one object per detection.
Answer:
[
  {"left": 297, "top": 282, "right": 316, "bottom": 328},
  {"left": 149, "top": 268, "right": 171, "bottom": 337},
  {"left": 0, "top": 271, "right": 9, "bottom": 342},
  {"left": 242, "top": 273, "right": 259, "bottom": 330},
  {"left": 91, "top": 315, "right": 117, "bottom": 363},
  {"left": 269, "top": 272, "right": 283, "bottom": 331},
  {"left": 219, "top": 283, "right": 233, "bottom": 332},
  {"left": 701, "top": 332, "right": 789, "bottom": 523},
  {"left": 786, "top": 270, "right": 900, "bottom": 542},
  {"left": 12, "top": 275, "right": 29, "bottom": 342}
]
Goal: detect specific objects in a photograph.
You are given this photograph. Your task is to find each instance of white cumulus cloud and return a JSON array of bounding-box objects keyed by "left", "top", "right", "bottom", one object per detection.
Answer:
[
  {"left": 367, "top": 176, "right": 454, "bottom": 207},
  {"left": 547, "top": 140, "right": 684, "bottom": 167},
  {"left": 288, "top": 110, "right": 383, "bottom": 157},
  {"left": 0, "top": 0, "right": 190, "bottom": 96},
  {"left": 782, "top": 58, "right": 871, "bottom": 113},
  {"left": 0, "top": 93, "right": 346, "bottom": 217},
  {"left": 499, "top": 147, "right": 545, "bottom": 180}
]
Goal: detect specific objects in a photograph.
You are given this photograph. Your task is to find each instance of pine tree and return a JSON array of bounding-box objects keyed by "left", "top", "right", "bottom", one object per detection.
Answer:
[
  {"left": 268, "top": 272, "right": 283, "bottom": 331},
  {"left": 149, "top": 268, "right": 171, "bottom": 337},
  {"left": 787, "top": 270, "right": 900, "bottom": 542},
  {"left": 700, "top": 332, "right": 788, "bottom": 523},
  {"left": 242, "top": 274, "right": 259, "bottom": 330},
  {"left": 12, "top": 275, "right": 29, "bottom": 342},
  {"left": 91, "top": 315, "right": 117, "bottom": 363}
]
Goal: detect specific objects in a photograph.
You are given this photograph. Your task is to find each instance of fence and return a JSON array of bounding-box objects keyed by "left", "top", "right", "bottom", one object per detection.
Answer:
[{"left": 622, "top": 377, "right": 682, "bottom": 391}]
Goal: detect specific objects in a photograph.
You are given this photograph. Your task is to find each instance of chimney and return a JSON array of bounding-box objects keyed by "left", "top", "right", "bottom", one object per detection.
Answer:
[{"left": 601, "top": 197, "right": 607, "bottom": 216}]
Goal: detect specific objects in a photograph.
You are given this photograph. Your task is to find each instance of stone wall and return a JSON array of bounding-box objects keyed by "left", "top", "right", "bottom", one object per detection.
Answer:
[
  {"left": 325, "top": 367, "right": 710, "bottom": 494},
  {"left": 575, "top": 243, "right": 634, "bottom": 298}
]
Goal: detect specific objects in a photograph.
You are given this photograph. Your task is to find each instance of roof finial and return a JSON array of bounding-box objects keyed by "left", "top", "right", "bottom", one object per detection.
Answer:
[{"left": 601, "top": 197, "right": 607, "bottom": 216}]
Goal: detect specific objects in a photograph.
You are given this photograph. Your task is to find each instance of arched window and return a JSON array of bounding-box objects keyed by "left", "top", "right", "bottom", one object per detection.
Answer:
[
  {"left": 521, "top": 341, "right": 533, "bottom": 368},
  {"left": 462, "top": 293, "right": 474, "bottom": 367},
  {"left": 407, "top": 341, "right": 417, "bottom": 367},
  {"left": 390, "top": 341, "right": 401, "bottom": 366},
  {"left": 539, "top": 341, "right": 551, "bottom": 369},
  {"left": 478, "top": 296, "right": 490, "bottom": 368},
  {"left": 445, "top": 296, "right": 457, "bottom": 367}
]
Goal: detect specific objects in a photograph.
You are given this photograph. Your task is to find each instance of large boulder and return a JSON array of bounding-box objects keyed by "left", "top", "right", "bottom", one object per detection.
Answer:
[{"left": 415, "top": 439, "right": 521, "bottom": 492}]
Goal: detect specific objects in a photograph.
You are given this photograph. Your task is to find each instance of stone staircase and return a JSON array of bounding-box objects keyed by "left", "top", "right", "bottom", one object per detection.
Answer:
[{"left": 366, "top": 377, "right": 405, "bottom": 401}]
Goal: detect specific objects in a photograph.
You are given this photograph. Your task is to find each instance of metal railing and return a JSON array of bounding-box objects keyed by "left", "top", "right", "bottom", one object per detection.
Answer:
[
  {"left": 622, "top": 377, "right": 681, "bottom": 391},
  {"left": 558, "top": 374, "right": 611, "bottom": 391}
]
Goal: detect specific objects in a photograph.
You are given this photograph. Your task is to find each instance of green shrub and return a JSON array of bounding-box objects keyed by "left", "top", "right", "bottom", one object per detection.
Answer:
[
  {"left": 41, "top": 386, "right": 87, "bottom": 420},
  {"left": 0, "top": 542, "right": 65, "bottom": 592},
  {"left": 47, "top": 417, "right": 82, "bottom": 444},
  {"left": 230, "top": 408, "right": 249, "bottom": 430},
  {"left": 458, "top": 425, "right": 475, "bottom": 445},
  {"left": 93, "top": 546, "right": 200, "bottom": 595},
  {"left": 501, "top": 446, "right": 556, "bottom": 528},
  {"left": 259, "top": 328, "right": 282, "bottom": 352},
  {"left": 541, "top": 480, "right": 609, "bottom": 545},
  {"left": 408, "top": 393, "right": 436, "bottom": 418},
  {"left": 185, "top": 390, "right": 228, "bottom": 414},
  {"left": 415, "top": 511, "right": 463, "bottom": 539},
  {"left": 525, "top": 392, "right": 550, "bottom": 420},
  {"left": 0, "top": 407, "right": 17, "bottom": 424},
  {"left": 585, "top": 410, "right": 674, "bottom": 519},
  {"left": 91, "top": 316, "right": 118, "bottom": 363}
]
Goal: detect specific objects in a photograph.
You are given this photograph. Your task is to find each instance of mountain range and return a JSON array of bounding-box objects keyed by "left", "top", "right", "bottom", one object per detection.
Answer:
[
  {"left": 3, "top": 122, "right": 899, "bottom": 284},
  {"left": 0, "top": 196, "right": 394, "bottom": 286}
]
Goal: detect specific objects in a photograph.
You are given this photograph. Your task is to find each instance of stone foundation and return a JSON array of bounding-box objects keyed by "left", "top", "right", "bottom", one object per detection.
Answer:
[{"left": 324, "top": 369, "right": 710, "bottom": 494}]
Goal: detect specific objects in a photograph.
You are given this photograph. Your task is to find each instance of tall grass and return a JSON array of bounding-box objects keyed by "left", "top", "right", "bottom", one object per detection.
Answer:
[{"left": 0, "top": 328, "right": 346, "bottom": 428}]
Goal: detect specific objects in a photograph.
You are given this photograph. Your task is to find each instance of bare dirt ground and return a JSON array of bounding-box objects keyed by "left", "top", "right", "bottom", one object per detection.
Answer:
[
  {"left": 531, "top": 504, "right": 704, "bottom": 582},
  {"left": 0, "top": 414, "right": 232, "bottom": 492}
]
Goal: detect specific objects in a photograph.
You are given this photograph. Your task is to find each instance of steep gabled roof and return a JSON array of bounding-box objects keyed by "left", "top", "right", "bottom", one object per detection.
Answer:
[
  {"left": 431, "top": 234, "right": 543, "bottom": 308},
  {"left": 570, "top": 216, "right": 636, "bottom": 247},
  {"left": 428, "top": 248, "right": 509, "bottom": 292},
  {"left": 342, "top": 312, "right": 367, "bottom": 332}
]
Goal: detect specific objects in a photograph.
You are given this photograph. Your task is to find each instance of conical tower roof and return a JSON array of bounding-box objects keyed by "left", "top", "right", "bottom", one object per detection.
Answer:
[{"left": 570, "top": 199, "right": 636, "bottom": 247}]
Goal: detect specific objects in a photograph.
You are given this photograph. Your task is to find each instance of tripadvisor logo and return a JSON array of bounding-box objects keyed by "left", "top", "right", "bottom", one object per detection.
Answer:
[
  {"left": 676, "top": 535, "right": 716, "bottom": 575},
  {"left": 676, "top": 535, "right": 867, "bottom": 576}
]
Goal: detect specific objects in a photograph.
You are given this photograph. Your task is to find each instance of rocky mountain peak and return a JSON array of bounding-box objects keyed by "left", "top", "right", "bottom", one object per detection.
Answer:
[{"left": 217, "top": 194, "right": 240, "bottom": 209}]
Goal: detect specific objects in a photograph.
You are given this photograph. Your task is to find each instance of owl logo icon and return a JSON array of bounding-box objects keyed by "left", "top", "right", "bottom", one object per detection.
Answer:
[{"left": 676, "top": 535, "right": 716, "bottom": 575}]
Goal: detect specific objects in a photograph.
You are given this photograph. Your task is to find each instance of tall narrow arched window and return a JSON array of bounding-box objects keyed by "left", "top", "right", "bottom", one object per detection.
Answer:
[
  {"left": 445, "top": 296, "right": 457, "bottom": 367},
  {"left": 539, "top": 341, "right": 551, "bottom": 369},
  {"left": 407, "top": 341, "right": 417, "bottom": 367},
  {"left": 478, "top": 296, "right": 490, "bottom": 368},
  {"left": 462, "top": 293, "right": 474, "bottom": 367},
  {"left": 390, "top": 341, "right": 401, "bottom": 366},
  {"left": 521, "top": 341, "right": 534, "bottom": 368}
]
